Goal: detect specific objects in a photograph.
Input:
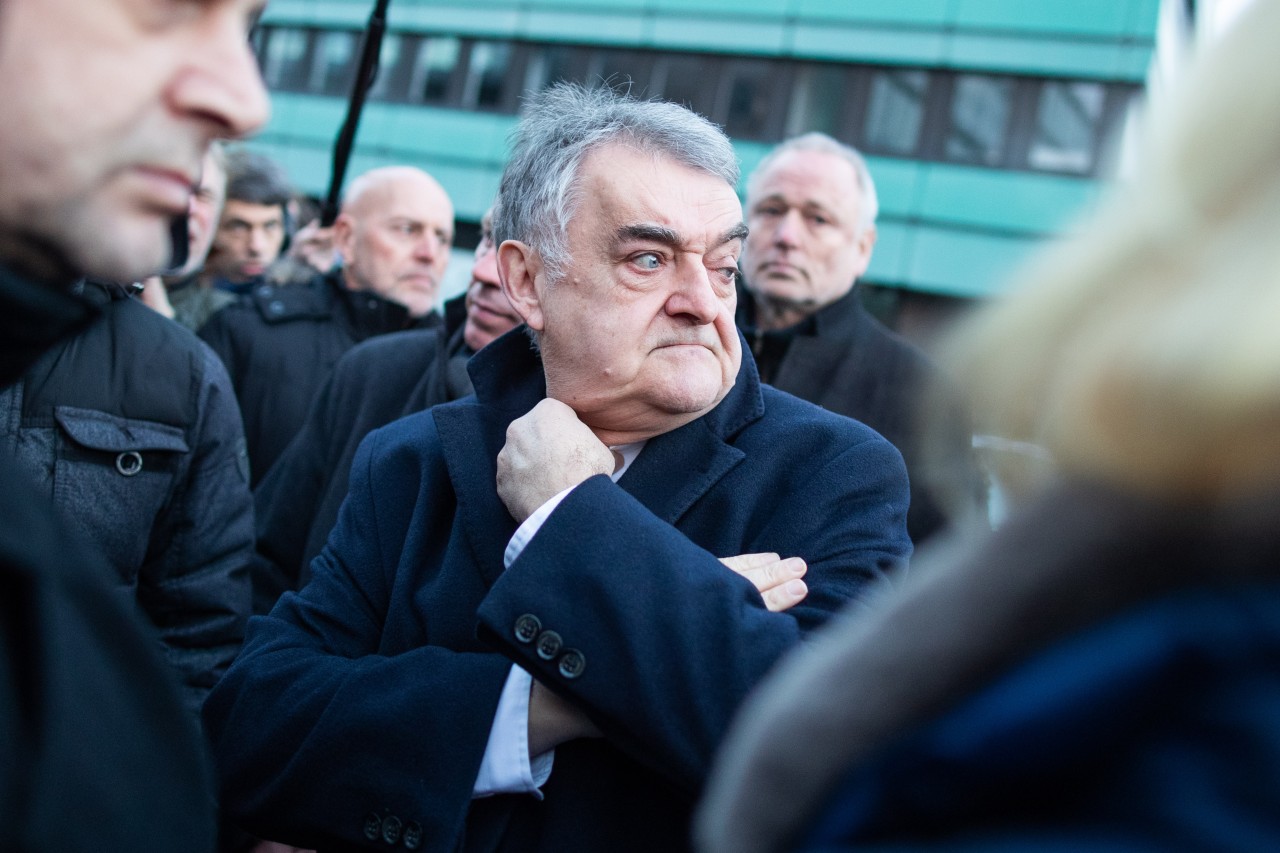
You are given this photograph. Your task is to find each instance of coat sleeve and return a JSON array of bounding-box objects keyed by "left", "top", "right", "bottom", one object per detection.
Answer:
[
  {"left": 136, "top": 343, "right": 254, "bottom": 719},
  {"left": 475, "top": 431, "right": 911, "bottom": 793},
  {"left": 204, "top": 426, "right": 513, "bottom": 852}
]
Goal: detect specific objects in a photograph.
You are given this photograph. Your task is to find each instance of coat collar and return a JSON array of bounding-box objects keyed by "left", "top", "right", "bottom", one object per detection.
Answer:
[
  {"left": 737, "top": 282, "right": 868, "bottom": 341},
  {"left": 442, "top": 326, "right": 767, "bottom": 585},
  {"left": 0, "top": 266, "right": 98, "bottom": 388}
]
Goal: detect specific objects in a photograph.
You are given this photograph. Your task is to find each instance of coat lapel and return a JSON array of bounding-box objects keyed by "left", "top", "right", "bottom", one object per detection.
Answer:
[
  {"left": 618, "top": 332, "right": 765, "bottom": 526},
  {"left": 434, "top": 329, "right": 547, "bottom": 588}
]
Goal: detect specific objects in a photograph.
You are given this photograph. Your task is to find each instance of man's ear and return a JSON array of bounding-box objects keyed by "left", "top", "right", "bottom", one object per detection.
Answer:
[
  {"left": 497, "top": 240, "right": 546, "bottom": 332},
  {"left": 851, "top": 224, "right": 877, "bottom": 280},
  {"left": 331, "top": 213, "right": 356, "bottom": 266}
]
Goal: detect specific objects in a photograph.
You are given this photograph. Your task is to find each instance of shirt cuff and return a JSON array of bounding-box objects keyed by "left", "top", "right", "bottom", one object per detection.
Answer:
[
  {"left": 504, "top": 484, "right": 576, "bottom": 569},
  {"left": 472, "top": 665, "right": 554, "bottom": 799}
]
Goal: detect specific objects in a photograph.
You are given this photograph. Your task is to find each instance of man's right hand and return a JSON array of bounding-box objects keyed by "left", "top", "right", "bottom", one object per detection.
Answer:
[
  {"left": 497, "top": 398, "right": 615, "bottom": 523},
  {"left": 720, "top": 553, "right": 808, "bottom": 612}
]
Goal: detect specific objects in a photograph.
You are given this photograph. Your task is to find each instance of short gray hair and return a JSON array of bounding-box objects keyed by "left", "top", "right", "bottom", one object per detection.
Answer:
[
  {"left": 493, "top": 83, "right": 740, "bottom": 284},
  {"left": 746, "top": 132, "right": 879, "bottom": 232}
]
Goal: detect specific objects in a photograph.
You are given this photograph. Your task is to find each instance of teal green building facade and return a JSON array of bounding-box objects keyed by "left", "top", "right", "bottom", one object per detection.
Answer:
[{"left": 249, "top": 0, "right": 1159, "bottom": 301}]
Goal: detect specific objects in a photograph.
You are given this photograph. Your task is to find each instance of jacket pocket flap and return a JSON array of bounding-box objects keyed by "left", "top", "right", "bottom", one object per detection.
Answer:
[{"left": 54, "top": 406, "right": 189, "bottom": 453}]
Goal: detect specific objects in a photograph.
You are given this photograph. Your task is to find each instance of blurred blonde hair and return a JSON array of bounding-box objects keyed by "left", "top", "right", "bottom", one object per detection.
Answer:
[{"left": 941, "top": 0, "right": 1280, "bottom": 502}]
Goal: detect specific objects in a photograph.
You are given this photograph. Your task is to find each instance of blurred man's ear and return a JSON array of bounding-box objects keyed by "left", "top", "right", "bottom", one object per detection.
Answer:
[
  {"left": 497, "top": 240, "right": 545, "bottom": 332},
  {"left": 851, "top": 224, "right": 877, "bottom": 280},
  {"left": 331, "top": 213, "right": 357, "bottom": 266}
]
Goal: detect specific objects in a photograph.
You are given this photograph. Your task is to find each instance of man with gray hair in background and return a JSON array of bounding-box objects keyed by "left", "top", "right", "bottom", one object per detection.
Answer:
[
  {"left": 738, "top": 132, "right": 983, "bottom": 543},
  {"left": 206, "top": 84, "right": 910, "bottom": 851}
]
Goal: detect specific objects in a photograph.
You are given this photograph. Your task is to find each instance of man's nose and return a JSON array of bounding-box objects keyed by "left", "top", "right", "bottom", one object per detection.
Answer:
[
  {"left": 666, "top": 261, "right": 720, "bottom": 325},
  {"left": 471, "top": 241, "right": 500, "bottom": 286},
  {"left": 171, "top": 14, "right": 271, "bottom": 139},
  {"left": 773, "top": 209, "right": 803, "bottom": 249},
  {"left": 413, "top": 231, "right": 443, "bottom": 262}
]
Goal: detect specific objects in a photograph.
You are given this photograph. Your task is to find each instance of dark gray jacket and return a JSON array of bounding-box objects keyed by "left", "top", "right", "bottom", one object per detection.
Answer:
[{"left": 0, "top": 280, "right": 253, "bottom": 717}]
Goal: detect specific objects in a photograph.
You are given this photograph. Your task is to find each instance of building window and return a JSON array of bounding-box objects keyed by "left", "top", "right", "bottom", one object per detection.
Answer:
[
  {"left": 1027, "top": 80, "right": 1105, "bottom": 174},
  {"left": 719, "top": 59, "right": 783, "bottom": 141},
  {"left": 463, "top": 41, "right": 513, "bottom": 110},
  {"left": 369, "top": 33, "right": 410, "bottom": 101},
  {"left": 262, "top": 27, "right": 313, "bottom": 92},
  {"left": 310, "top": 30, "right": 359, "bottom": 96},
  {"left": 945, "top": 74, "right": 1014, "bottom": 166},
  {"left": 589, "top": 48, "right": 656, "bottom": 97},
  {"left": 652, "top": 53, "right": 719, "bottom": 120},
  {"left": 524, "top": 44, "right": 593, "bottom": 94},
  {"left": 785, "top": 64, "right": 849, "bottom": 139},
  {"left": 863, "top": 69, "right": 929, "bottom": 156},
  {"left": 410, "top": 36, "right": 461, "bottom": 105}
]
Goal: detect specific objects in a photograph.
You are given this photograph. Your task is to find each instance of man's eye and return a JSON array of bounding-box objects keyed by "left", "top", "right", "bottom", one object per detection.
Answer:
[{"left": 633, "top": 252, "right": 661, "bottom": 270}]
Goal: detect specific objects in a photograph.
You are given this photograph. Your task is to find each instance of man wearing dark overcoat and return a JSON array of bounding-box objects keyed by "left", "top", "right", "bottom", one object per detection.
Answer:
[
  {"left": 737, "top": 133, "right": 984, "bottom": 543},
  {"left": 205, "top": 84, "right": 911, "bottom": 852}
]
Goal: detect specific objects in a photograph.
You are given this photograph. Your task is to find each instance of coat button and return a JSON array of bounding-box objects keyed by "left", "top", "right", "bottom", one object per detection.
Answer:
[
  {"left": 362, "top": 812, "right": 382, "bottom": 841},
  {"left": 115, "top": 451, "right": 143, "bottom": 476},
  {"left": 535, "top": 630, "right": 562, "bottom": 661},
  {"left": 268, "top": 299, "right": 286, "bottom": 316},
  {"left": 514, "top": 614, "right": 541, "bottom": 644},
  {"left": 381, "top": 813, "right": 402, "bottom": 845},
  {"left": 558, "top": 649, "right": 585, "bottom": 679},
  {"left": 403, "top": 821, "right": 424, "bottom": 850}
]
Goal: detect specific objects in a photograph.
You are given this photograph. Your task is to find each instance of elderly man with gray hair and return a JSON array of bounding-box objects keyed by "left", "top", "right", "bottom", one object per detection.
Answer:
[
  {"left": 205, "top": 84, "right": 910, "bottom": 852},
  {"left": 738, "top": 132, "right": 983, "bottom": 543}
]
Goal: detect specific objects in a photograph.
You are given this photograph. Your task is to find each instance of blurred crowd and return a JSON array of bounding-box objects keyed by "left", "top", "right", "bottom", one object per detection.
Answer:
[{"left": 1, "top": 0, "right": 1277, "bottom": 851}]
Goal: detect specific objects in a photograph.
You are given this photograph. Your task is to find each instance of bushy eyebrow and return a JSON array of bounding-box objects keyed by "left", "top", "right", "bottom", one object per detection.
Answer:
[{"left": 614, "top": 222, "right": 748, "bottom": 250}]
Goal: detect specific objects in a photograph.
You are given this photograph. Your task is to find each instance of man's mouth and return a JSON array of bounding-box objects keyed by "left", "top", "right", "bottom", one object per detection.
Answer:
[{"left": 133, "top": 165, "right": 197, "bottom": 215}]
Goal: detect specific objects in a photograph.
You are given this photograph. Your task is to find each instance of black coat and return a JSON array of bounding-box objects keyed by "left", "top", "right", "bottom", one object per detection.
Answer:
[
  {"left": 1, "top": 279, "right": 253, "bottom": 717},
  {"left": 738, "top": 286, "right": 982, "bottom": 543},
  {"left": 0, "top": 265, "right": 216, "bottom": 850},
  {"left": 199, "top": 271, "right": 440, "bottom": 486},
  {"left": 251, "top": 297, "right": 469, "bottom": 613}
]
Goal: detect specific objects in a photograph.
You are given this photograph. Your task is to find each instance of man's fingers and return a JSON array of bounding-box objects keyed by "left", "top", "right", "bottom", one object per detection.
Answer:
[
  {"left": 720, "top": 553, "right": 808, "bottom": 610},
  {"left": 760, "top": 578, "right": 808, "bottom": 613},
  {"left": 719, "top": 552, "right": 781, "bottom": 574}
]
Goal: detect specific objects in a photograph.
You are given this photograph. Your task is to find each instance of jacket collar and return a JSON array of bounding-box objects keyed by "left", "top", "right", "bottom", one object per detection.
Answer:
[
  {"left": 737, "top": 282, "right": 867, "bottom": 341},
  {"left": 327, "top": 270, "right": 440, "bottom": 336},
  {"left": 0, "top": 265, "right": 98, "bottom": 387}
]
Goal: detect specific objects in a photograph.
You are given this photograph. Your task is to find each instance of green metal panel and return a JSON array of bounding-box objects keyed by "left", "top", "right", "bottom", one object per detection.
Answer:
[
  {"left": 791, "top": 25, "right": 947, "bottom": 66},
  {"left": 1124, "top": 0, "right": 1164, "bottom": 37},
  {"left": 952, "top": 0, "right": 1138, "bottom": 38},
  {"left": 905, "top": 226, "right": 1042, "bottom": 297},
  {"left": 652, "top": 0, "right": 791, "bottom": 16},
  {"left": 261, "top": 0, "right": 371, "bottom": 27},
  {"left": 946, "top": 33, "right": 1146, "bottom": 80},
  {"left": 521, "top": 10, "right": 650, "bottom": 45},
  {"left": 792, "top": 0, "right": 953, "bottom": 26},
  {"left": 863, "top": 158, "right": 924, "bottom": 220},
  {"left": 863, "top": 221, "right": 911, "bottom": 283},
  {"left": 378, "top": 107, "right": 513, "bottom": 161},
  {"left": 649, "top": 17, "right": 789, "bottom": 54},
  {"left": 389, "top": 5, "right": 522, "bottom": 37},
  {"left": 913, "top": 165, "right": 1100, "bottom": 235},
  {"left": 524, "top": 0, "right": 648, "bottom": 10}
]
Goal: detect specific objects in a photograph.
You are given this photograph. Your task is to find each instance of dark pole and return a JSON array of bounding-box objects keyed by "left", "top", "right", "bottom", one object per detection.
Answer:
[{"left": 320, "top": 0, "right": 393, "bottom": 226}]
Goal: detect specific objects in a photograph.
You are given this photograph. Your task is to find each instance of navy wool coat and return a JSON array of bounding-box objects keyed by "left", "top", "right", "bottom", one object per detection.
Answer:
[{"left": 205, "top": 328, "right": 911, "bottom": 852}]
